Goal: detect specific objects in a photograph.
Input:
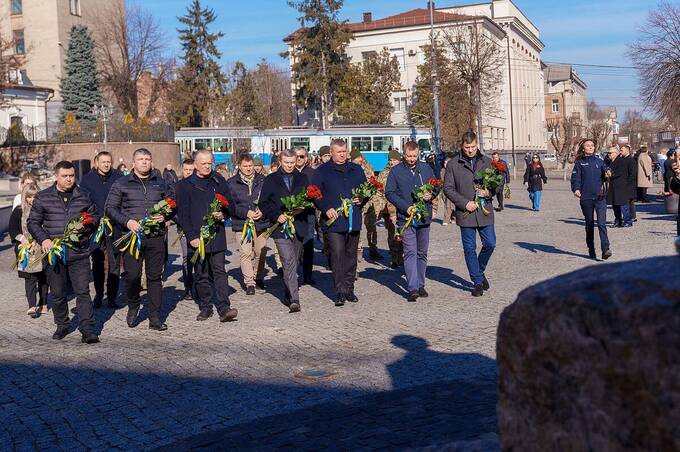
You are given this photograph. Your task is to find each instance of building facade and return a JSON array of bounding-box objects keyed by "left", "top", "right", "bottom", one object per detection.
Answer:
[
  {"left": 0, "top": 0, "right": 118, "bottom": 128},
  {"left": 544, "top": 64, "right": 588, "bottom": 152},
  {"left": 285, "top": 0, "right": 547, "bottom": 154}
]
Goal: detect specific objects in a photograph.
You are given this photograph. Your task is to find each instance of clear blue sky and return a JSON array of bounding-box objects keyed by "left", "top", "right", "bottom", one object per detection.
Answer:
[{"left": 133, "top": 0, "right": 656, "bottom": 113}]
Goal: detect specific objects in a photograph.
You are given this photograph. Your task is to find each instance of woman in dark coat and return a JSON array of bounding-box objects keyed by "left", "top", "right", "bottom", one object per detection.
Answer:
[
  {"left": 8, "top": 183, "right": 48, "bottom": 318},
  {"left": 523, "top": 154, "right": 547, "bottom": 211},
  {"left": 606, "top": 146, "right": 634, "bottom": 227}
]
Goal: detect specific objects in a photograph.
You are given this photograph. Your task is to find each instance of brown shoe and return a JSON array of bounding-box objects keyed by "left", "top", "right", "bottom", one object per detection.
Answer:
[{"left": 219, "top": 308, "right": 238, "bottom": 322}]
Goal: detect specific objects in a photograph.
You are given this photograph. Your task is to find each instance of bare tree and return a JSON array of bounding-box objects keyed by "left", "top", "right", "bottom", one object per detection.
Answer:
[
  {"left": 547, "top": 116, "right": 583, "bottom": 179},
  {"left": 442, "top": 22, "right": 504, "bottom": 151},
  {"left": 619, "top": 109, "right": 660, "bottom": 149},
  {"left": 93, "top": 2, "right": 170, "bottom": 118},
  {"left": 627, "top": 1, "right": 680, "bottom": 130}
]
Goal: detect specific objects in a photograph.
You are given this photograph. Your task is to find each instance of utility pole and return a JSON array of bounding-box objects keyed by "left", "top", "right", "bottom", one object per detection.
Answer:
[
  {"left": 474, "top": 24, "right": 484, "bottom": 153},
  {"left": 506, "top": 32, "right": 516, "bottom": 178},
  {"left": 320, "top": 49, "right": 328, "bottom": 130},
  {"left": 428, "top": 1, "right": 442, "bottom": 157}
]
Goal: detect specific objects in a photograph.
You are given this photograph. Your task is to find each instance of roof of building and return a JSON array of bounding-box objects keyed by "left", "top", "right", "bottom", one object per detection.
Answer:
[
  {"left": 284, "top": 8, "right": 477, "bottom": 42},
  {"left": 543, "top": 63, "right": 587, "bottom": 89}
]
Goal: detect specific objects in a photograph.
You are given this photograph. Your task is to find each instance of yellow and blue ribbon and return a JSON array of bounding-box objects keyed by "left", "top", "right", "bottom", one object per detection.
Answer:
[
  {"left": 241, "top": 219, "right": 256, "bottom": 244},
  {"left": 92, "top": 216, "right": 113, "bottom": 245},
  {"left": 191, "top": 225, "right": 212, "bottom": 264},
  {"left": 281, "top": 214, "right": 296, "bottom": 240},
  {"left": 47, "top": 239, "right": 67, "bottom": 267},
  {"left": 15, "top": 243, "right": 31, "bottom": 271}
]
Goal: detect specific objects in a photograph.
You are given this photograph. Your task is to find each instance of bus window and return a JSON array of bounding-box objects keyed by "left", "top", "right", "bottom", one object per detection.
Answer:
[
  {"left": 351, "top": 137, "right": 371, "bottom": 153},
  {"left": 233, "top": 138, "right": 252, "bottom": 153},
  {"left": 195, "top": 139, "right": 211, "bottom": 150},
  {"left": 417, "top": 138, "right": 431, "bottom": 152},
  {"left": 373, "top": 137, "right": 394, "bottom": 152},
  {"left": 290, "top": 137, "right": 310, "bottom": 151},
  {"left": 213, "top": 138, "right": 229, "bottom": 153}
]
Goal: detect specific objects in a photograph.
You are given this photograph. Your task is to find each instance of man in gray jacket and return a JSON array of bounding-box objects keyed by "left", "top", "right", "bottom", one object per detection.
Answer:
[{"left": 443, "top": 132, "right": 496, "bottom": 297}]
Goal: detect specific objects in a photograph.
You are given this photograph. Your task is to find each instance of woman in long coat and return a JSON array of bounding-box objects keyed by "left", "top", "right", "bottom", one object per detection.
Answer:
[{"left": 637, "top": 146, "right": 653, "bottom": 202}]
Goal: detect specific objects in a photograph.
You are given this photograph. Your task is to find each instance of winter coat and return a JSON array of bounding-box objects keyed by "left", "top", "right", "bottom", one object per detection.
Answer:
[
  {"left": 664, "top": 158, "right": 675, "bottom": 193},
  {"left": 163, "top": 169, "right": 178, "bottom": 187},
  {"left": 637, "top": 152, "right": 653, "bottom": 188},
  {"left": 27, "top": 185, "right": 99, "bottom": 262},
  {"left": 259, "top": 169, "right": 311, "bottom": 240},
  {"left": 523, "top": 164, "right": 547, "bottom": 192},
  {"left": 498, "top": 159, "right": 511, "bottom": 185},
  {"left": 175, "top": 171, "right": 230, "bottom": 254},
  {"left": 606, "top": 156, "right": 635, "bottom": 206},
  {"left": 443, "top": 153, "right": 496, "bottom": 228},
  {"left": 570, "top": 155, "right": 607, "bottom": 201},
  {"left": 105, "top": 171, "right": 175, "bottom": 237},
  {"left": 385, "top": 161, "right": 436, "bottom": 228},
  {"left": 226, "top": 172, "right": 271, "bottom": 232},
  {"left": 79, "top": 169, "right": 124, "bottom": 216},
  {"left": 311, "top": 161, "right": 367, "bottom": 233}
]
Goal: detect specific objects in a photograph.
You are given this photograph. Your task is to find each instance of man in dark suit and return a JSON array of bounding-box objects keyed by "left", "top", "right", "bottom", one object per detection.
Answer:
[{"left": 259, "top": 149, "right": 311, "bottom": 313}]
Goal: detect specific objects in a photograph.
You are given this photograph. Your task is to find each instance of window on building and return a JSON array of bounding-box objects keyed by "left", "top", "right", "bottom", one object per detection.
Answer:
[
  {"left": 418, "top": 46, "right": 428, "bottom": 65},
  {"left": 290, "top": 137, "right": 310, "bottom": 151},
  {"left": 10, "top": 116, "right": 23, "bottom": 128},
  {"left": 373, "top": 137, "right": 394, "bottom": 152},
  {"left": 393, "top": 91, "right": 408, "bottom": 112},
  {"left": 361, "top": 51, "right": 377, "bottom": 62},
  {"left": 389, "top": 48, "right": 405, "bottom": 72},
  {"left": 69, "top": 0, "right": 81, "bottom": 16},
  {"left": 551, "top": 99, "right": 560, "bottom": 113},
  {"left": 351, "top": 137, "right": 372, "bottom": 153},
  {"left": 11, "top": 0, "right": 22, "bottom": 15},
  {"left": 13, "top": 30, "right": 25, "bottom": 55}
]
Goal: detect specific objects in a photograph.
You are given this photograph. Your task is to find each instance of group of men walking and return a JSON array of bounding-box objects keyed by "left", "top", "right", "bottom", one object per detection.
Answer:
[{"left": 22, "top": 131, "right": 502, "bottom": 344}]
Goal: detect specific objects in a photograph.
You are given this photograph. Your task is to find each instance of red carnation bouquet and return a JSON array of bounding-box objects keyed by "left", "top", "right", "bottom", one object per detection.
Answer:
[
  {"left": 352, "top": 175, "right": 384, "bottom": 201},
  {"left": 260, "top": 185, "right": 322, "bottom": 240},
  {"left": 29, "top": 212, "right": 96, "bottom": 268},
  {"left": 395, "top": 178, "right": 442, "bottom": 241},
  {"left": 191, "top": 194, "right": 230, "bottom": 263},
  {"left": 114, "top": 197, "right": 176, "bottom": 259},
  {"left": 467, "top": 161, "right": 505, "bottom": 216}
]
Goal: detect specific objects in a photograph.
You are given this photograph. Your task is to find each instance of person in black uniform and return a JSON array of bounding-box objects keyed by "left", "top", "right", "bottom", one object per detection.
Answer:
[
  {"left": 28, "top": 161, "right": 100, "bottom": 343},
  {"left": 175, "top": 149, "right": 238, "bottom": 322},
  {"left": 293, "top": 146, "right": 316, "bottom": 285},
  {"left": 105, "top": 148, "right": 174, "bottom": 331}
]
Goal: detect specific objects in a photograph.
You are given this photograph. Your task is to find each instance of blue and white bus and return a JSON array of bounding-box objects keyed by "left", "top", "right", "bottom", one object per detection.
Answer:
[{"left": 175, "top": 126, "right": 433, "bottom": 170}]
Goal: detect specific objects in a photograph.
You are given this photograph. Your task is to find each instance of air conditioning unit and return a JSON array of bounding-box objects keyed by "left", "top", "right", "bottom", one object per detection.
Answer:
[{"left": 408, "top": 49, "right": 417, "bottom": 57}]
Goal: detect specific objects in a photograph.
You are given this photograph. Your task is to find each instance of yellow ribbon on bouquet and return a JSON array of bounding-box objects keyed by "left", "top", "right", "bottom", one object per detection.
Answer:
[
  {"left": 14, "top": 242, "right": 31, "bottom": 270},
  {"left": 192, "top": 225, "right": 212, "bottom": 264},
  {"left": 241, "top": 219, "right": 256, "bottom": 244},
  {"left": 92, "top": 216, "right": 113, "bottom": 245}
]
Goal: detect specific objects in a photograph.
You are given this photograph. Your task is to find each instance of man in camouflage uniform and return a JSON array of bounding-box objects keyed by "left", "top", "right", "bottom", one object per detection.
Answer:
[
  {"left": 373, "top": 149, "right": 403, "bottom": 268},
  {"left": 351, "top": 149, "right": 381, "bottom": 260}
]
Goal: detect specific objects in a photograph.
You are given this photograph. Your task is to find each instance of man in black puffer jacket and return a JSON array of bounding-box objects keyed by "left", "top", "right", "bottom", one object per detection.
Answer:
[
  {"left": 227, "top": 154, "right": 271, "bottom": 295},
  {"left": 28, "top": 161, "right": 100, "bottom": 343},
  {"left": 176, "top": 149, "right": 238, "bottom": 322},
  {"left": 105, "top": 148, "right": 175, "bottom": 331}
]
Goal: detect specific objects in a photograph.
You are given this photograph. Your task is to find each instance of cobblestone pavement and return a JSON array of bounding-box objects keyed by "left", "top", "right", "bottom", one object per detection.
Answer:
[{"left": 0, "top": 180, "right": 674, "bottom": 451}]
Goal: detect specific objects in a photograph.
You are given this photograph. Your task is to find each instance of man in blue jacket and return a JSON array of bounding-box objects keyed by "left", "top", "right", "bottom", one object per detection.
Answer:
[
  {"left": 311, "top": 139, "right": 366, "bottom": 306},
  {"left": 80, "top": 151, "right": 123, "bottom": 309},
  {"left": 175, "top": 150, "right": 238, "bottom": 323},
  {"left": 386, "top": 141, "right": 436, "bottom": 302}
]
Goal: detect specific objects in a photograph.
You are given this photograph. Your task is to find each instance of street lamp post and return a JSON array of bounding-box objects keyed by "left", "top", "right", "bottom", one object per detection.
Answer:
[
  {"left": 428, "top": 1, "right": 442, "bottom": 160},
  {"left": 92, "top": 105, "right": 113, "bottom": 152}
]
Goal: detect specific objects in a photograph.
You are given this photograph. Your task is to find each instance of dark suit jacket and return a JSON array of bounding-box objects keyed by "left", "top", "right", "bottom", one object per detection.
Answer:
[{"left": 259, "top": 169, "right": 311, "bottom": 240}]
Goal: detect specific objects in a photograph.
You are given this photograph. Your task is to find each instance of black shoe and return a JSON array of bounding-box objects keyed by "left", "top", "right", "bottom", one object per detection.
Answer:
[
  {"left": 418, "top": 287, "right": 429, "bottom": 298},
  {"left": 52, "top": 326, "right": 69, "bottom": 340},
  {"left": 245, "top": 286, "right": 256, "bottom": 296},
  {"left": 126, "top": 305, "right": 140, "bottom": 328},
  {"left": 472, "top": 285, "right": 484, "bottom": 297},
  {"left": 334, "top": 294, "right": 345, "bottom": 307},
  {"left": 302, "top": 277, "right": 316, "bottom": 286},
  {"left": 218, "top": 308, "right": 238, "bottom": 322},
  {"left": 182, "top": 289, "right": 193, "bottom": 300},
  {"left": 345, "top": 292, "right": 358, "bottom": 303},
  {"left": 81, "top": 333, "right": 100, "bottom": 344},
  {"left": 390, "top": 262, "right": 399, "bottom": 269},
  {"left": 602, "top": 249, "right": 612, "bottom": 260},
  {"left": 93, "top": 295, "right": 103, "bottom": 309},
  {"left": 289, "top": 303, "right": 301, "bottom": 313},
  {"left": 588, "top": 250, "right": 597, "bottom": 260},
  {"left": 149, "top": 323, "right": 168, "bottom": 331},
  {"left": 482, "top": 277, "right": 490, "bottom": 291},
  {"left": 407, "top": 291, "right": 419, "bottom": 302},
  {"left": 255, "top": 279, "right": 265, "bottom": 291},
  {"left": 196, "top": 308, "right": 213, "bottom": 321}
]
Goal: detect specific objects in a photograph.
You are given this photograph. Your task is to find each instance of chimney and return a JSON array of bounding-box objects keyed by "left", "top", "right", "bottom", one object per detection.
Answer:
[{"left": 363, "top": 12, "right": 372, "bottom": 23}]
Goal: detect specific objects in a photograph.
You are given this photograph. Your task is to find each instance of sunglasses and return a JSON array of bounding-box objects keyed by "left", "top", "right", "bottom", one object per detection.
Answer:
[{"left": 296, "top": 155, "right": 307, "bottom": 159}]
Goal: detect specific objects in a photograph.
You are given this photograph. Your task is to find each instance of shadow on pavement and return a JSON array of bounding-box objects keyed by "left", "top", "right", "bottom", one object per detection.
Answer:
[
  {"left": 427, "top": 265, "right": 473, "bottom": 292},
  {"left": 514, "top": 241, "right": 591, "bottom": 259}
]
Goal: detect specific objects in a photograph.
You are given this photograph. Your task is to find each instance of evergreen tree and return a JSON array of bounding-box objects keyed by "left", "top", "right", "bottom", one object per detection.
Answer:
[
  {"left": 410, "top": 46, "right": 473, "bottom": 151},
  {"left": 60, "top": 25, "right": 103, "bottom": 123},
  {"left": 336, "top": 49, "right": 400, "bottom": 125},
  {"left": 169, "top": 0, "right": 226, "bottom": 128},
  {"left": 283, "top": 0, "right": 352, "bottom": 128}
]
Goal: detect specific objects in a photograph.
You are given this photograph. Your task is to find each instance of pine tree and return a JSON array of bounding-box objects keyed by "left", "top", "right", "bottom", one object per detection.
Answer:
[
  {"left": 283, "top": 0, "right": 352, "bottom": 128},
  {"left": 60, "top": 25, "right": 103, "bottom": 123},
  {"left": 169, "top": 0, "right": 226, "bottom": 128}
]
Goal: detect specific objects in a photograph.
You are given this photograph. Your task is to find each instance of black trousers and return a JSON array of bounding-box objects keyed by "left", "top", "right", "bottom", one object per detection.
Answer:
[
  {"left": 496, "top": 183, "right": 505, "bottom": 209},
  {"left": 92, "top": 245, "right": 120, "bottom": 302},
  {"left": 46, "top": 258, "right": 94, "bottom": 334},
  {"left": 580, "top": 198, "right": 610, "bottom": 253},
  {"left": 123, "top": 235, "right": 165, "bottom": 324},
  {"left": 23, "top": 271, "right": 47, "bottom": 308},
  {"left": 302, "top": 238, "right": 314, "bottom": 280},
  {"left": 637, "top": 187, "right": 648, "bottom": 202},
  {"left": 327, "top": 231, "right": 360, "bottom": 294},
  {"left": 192, "top": 249, "right": 231, "bottom": 312}
]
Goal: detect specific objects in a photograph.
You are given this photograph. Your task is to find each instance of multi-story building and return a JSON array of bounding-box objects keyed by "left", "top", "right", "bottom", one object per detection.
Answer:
[
  {"left": 0, "top": 0, "right": 118, "bottom": 129},
  {"left": 285, "top": 0, "right": 547, "bottom": 154},
  {"left": 544, "top": 63, "right": 588, "bottom": 152}
]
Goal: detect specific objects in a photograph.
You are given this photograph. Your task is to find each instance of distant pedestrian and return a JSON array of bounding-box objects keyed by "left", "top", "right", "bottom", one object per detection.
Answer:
[
  {"left": 605, "top": 146, "right": 634, "bottom": 227},
  {"left": 663, "top": 149, "right": 676, "bottom": 194},
  {"left": 117, "top": 163, "right": 129, "bottom": 176},
  {"left": 523, "top": 154, "right": 547, "bottom": 211},
  {"left": 570, "top": 139, "right": 611, "bottom": 260},
  {"left": 162, "top": 164, "right": 179, "bottom": 187},
  {"left": 636, "top": 145, "right": 653, "bottom": 202},
  {"left": 492, "top": 152, "right": 510, "bottom": 211},
  {"left": 620, "top": 145, "right": 638, "bottom": 222},
  {"left": 669, "top": 153, "right": 680, "bottom": 235}
]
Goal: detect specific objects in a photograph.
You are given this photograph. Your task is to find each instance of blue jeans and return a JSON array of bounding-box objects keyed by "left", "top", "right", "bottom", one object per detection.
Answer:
[
  {"left": 402, "top": 225, "right": 430, "bottom": 291},
  {"left": 528, "top": 190, "right": 542, "bottom": 210},
  {"left": 460, "top": 225, "right": 496, "bottom": 286}
]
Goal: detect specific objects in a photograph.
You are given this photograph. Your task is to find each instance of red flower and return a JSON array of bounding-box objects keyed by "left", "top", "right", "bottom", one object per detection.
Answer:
[
  {"left": 306, "top": 184, "right": 323, "bottom": 201},
  {"left": 491, "top": 161, "right": 507, "bottom": 173},
  {"left": 215, "top": 194, "right": 229, "bottom": 208},
  {"left": 428, "top": 178, "right": 442, "bottom": 188},
  {"left": 369, "top": 176, "right": 385, "bottom": 192},
  {"left": 80, "top": 212, "right": 94, "bottom": 226},
  {"left": 165, "top": 197, "right": 177, "bottom": 209}
]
